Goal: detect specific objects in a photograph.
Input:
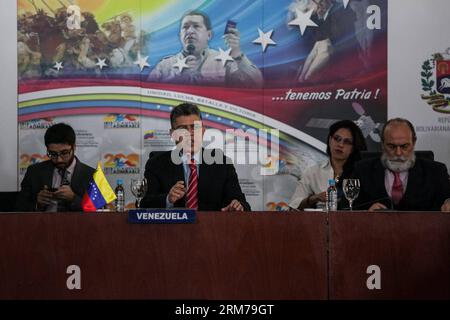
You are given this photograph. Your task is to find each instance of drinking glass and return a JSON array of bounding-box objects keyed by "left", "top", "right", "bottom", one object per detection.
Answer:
[
  {"left": 343, "top": 179, "right": 360, "bottom": 211},
  {"left": 130, "top": 178, "right": 147, "bottom": 208}
]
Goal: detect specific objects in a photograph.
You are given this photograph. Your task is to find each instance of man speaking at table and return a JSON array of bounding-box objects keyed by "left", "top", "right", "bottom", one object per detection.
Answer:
[
  {"left": 140, "top": 103, "right": 250, "bottom": 211},
  {"left": 353, "top": 118, "right": 450, "bottom": 212}
]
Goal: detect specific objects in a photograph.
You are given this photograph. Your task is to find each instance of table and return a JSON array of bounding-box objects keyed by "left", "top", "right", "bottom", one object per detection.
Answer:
[
  {"left": 0, "top": 212, "right": 327, "bottom": 299},
  {"left": 0, "top": 211, "right": 448, "bottom": 299}
]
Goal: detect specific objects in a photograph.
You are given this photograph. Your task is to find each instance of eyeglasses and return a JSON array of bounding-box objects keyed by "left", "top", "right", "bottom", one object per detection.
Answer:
[
  {"left": 332, "top": 134, "right": 353, "bottom": 146},
  {"left": 47, "top": 148, "right": 73, "bottom": 159},
  {"left": 173, "top": 123, "right": 202, "bottom": 131},
  {"left": 385, "top": 143, "right": 411, "bottom": 152}
]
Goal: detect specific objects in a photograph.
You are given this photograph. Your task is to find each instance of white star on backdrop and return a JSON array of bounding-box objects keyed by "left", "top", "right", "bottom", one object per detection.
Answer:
[
  {"left": 172, "top": 56, "right": 190, "bottom": 72},
  {"left": 95, "top": 58, "right": 107, "bottom": 70},
  {"left": 288, "top": 8, "right": 318, "bottom": 36},
  {"left": 134, "top": 52, "right": 150, "bottom": 71},
  {"left": 253, "top": 28, "right": 276, "bottom": 52},
  {"left": 343, "top": 0, "right": 350, "bottom": 9},
  {"left": 53, "top": 61, "right": 64, "bottom": 71},
  {"left": 215, "top": 48, "right": 234, "bottom": 67}
]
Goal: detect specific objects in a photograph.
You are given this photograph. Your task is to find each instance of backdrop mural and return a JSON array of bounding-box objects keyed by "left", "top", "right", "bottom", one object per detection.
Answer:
[{"left": 17, "top": 0, "right": 387, "bottom": 210}]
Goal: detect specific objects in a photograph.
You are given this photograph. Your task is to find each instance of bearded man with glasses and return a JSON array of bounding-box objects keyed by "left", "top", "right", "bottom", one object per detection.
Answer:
[
  {"left": 353, "top": 118, "right": 450, "bottom": 212},
  {"left": 16, "top": 123, "right": 95, "bottom": 212}
]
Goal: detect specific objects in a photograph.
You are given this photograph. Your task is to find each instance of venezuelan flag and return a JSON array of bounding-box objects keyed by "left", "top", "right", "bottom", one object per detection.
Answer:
[{"left": 81, "top": 161, "right": 117, "bottom": 212}]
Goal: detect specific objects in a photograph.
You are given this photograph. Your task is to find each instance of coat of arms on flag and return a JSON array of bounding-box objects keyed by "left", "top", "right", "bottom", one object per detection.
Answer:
[
  {"left": 436, "top": 59, "right": 450, "bottom": 94},
  {"left": 81, "top": 161, "right": 117, "bottom": 212},
  {"left": 420, "top": 50, "right": 450, "bottom": 114}
]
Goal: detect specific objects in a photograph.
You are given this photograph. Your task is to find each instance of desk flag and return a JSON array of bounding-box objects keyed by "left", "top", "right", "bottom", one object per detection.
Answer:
[{"left": 81, "top": 161, "right": 116, "bottom": 212}]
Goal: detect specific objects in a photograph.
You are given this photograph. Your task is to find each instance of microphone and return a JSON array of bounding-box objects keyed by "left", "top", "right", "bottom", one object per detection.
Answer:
[{"left": 186, "top": 44, "right": 195, "bottom": 55}]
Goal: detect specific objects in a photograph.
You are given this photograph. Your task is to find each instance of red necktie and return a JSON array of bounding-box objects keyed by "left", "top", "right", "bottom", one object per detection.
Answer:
[
  {"left": 186, "top": 161, "right": 198, "bottom": 209},
  {"left": 391, "top": 171, "right": 403, "bottom": 205}
]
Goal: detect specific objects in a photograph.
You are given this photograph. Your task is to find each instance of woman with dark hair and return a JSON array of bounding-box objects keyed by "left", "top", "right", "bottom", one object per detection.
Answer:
[{"left": 289, "top": 120, "right": 367, "bottom": 210}]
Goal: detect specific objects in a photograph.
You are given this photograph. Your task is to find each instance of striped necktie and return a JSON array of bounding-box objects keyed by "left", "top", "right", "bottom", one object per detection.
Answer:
[
  {"left": 186, "top": 160, "right": 198, "bottom": 209},
  {"left": 57, "top": 168, "right": 70, "bottom": 212},
  {"left": 58, "top": 168, "right": 70, "bottom": 186}
]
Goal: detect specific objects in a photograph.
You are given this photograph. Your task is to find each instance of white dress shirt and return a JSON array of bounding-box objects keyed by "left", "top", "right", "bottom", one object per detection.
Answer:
[
  {"left": 289, "top": 160, "right": 334, "bottom": 209},
  {"left": 166, "top": 152, "right": 201, "bottom": 208},
  {"left": 46, "top": 158, "right": 76, "bottom": 212}
]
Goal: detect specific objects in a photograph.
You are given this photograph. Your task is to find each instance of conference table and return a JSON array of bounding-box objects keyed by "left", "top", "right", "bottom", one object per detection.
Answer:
[{"left": 0, "top": 211, "right": 448, "bottom": 300}]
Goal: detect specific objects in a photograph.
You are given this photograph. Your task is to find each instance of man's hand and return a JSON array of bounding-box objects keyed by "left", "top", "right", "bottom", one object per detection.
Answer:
[
  {"left": 53, "top": 185, "right": 75, "bottom": 202},
  {"left": 221, "top": 199, "right": 244, "bottom": 211},
  {"left": 311, "top": 191, "right": 326, "bottom": 204},
  {"left": 168, "top": 181, "right": 186, "bottom": 204},
  {"left": 223, "top": 27, "right": 241, "bottom": 58},
  {"left": 368, "top": 202, "right": 388, "bottom": 212},
  {"left": 36, "top": 185, "right": 54, "bottom": 208},
  {"left": 441, "top": 199, "right": 450, "bottom": 212}
]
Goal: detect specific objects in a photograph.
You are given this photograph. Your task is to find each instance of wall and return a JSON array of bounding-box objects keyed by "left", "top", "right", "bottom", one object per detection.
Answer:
[
  {"left": 388, "top": 0, "right": 450, "bottom": 165},
  {"left": 2, "top": 0, "right": 450, "bottom": 193},
  {"left": 0, "top": 0, "right": 18, "bottom": 191}
]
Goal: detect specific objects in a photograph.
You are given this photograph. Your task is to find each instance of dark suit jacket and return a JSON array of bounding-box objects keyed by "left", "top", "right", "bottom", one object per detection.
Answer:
[
  {"left": 140, "top": 149, "right": 251, "bottom": 211},
  {"left": 353, "top": 157, "right": 450, "bottom": 211},
  {"left": 15, "top": 158, "right": 95, "bottom": 212}
]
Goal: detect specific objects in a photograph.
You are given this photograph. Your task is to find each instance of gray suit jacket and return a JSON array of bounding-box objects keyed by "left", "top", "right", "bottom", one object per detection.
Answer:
[{"left": 15, "top": 158, "right": 95, "bottom": 212}]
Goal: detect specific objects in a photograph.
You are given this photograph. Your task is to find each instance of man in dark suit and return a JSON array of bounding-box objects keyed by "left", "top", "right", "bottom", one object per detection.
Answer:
[
  {"left": 16, "top": 123, "right": 95, "bottom": 212},
  {"left": 140, "top": 103, "right": 250, "bottom": 211},
  {"left": 353, "top": 118, "right": 450, "bottom": 211}
]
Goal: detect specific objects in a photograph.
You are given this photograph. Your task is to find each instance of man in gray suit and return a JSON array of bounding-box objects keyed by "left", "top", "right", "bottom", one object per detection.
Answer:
[{"left": 16, "top": 123, "right": 95, "bottom": 212}]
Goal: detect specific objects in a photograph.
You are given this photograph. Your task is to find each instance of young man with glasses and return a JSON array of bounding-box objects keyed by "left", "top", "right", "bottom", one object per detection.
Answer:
[{"left": 16, "top": 123, "right": 95, "bottom": 212}]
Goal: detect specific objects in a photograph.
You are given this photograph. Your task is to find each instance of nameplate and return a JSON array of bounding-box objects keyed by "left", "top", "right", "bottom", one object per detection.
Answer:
[{"left": 128, "top": 209, "right": 196, "bottom": 224}]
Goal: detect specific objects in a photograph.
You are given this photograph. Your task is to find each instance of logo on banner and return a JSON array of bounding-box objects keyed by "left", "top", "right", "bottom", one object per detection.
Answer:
[
  {"left": 260, "top": 155, "right": 280, "bottom": 176},
  {"left": 143, "top": 129, "right": 173, "bottom": 148},
  {"left": 19, "top": 153, "right": 48, "bottom": 174},
  {"left": 420, "top": 48, "right": 450, "bottom": 114},
  {"left": 266, "top": 201, "right": 290, "bottom": 211},
  {"left": 143, "top": 130, "right": 156, "bottom": 140},
  {"left": 104, "top": 114, "right": 140, "bottom": 128},
  {"left": 103, "top": 153, "right": 139, "bottom": 174},
  {"left": 19, "top": 118, "right": 55, "bottom": 129}
]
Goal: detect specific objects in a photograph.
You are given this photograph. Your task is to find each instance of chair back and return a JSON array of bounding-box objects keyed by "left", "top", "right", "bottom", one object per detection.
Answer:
[{"left": 360, "top": 150, "right": 434, "bottom": 161}]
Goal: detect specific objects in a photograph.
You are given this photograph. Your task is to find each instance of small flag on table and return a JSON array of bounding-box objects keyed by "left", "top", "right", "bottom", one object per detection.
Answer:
[{"left": 81, "top": 161, "right": 116, "bottom": 212}]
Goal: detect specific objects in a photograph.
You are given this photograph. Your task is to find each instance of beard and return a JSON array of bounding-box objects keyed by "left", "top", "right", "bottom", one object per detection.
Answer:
[
  {"left": 381, "top": 152, "right": 416, "bottom": 172},
  {"left": 53, "top": 155, "right": 75, "bottom": 169}
]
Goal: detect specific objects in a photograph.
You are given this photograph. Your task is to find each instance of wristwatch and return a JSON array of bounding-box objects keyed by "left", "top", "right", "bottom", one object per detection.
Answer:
[{"left": 233, "top": 53, "right": 244, "bottom": 61}]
